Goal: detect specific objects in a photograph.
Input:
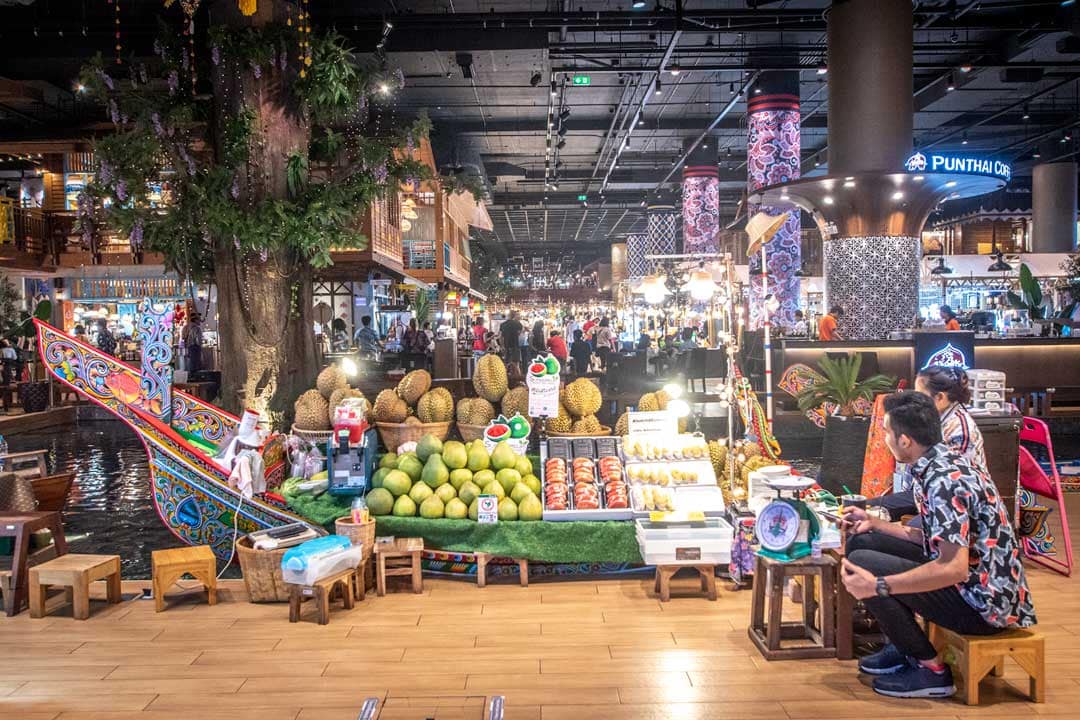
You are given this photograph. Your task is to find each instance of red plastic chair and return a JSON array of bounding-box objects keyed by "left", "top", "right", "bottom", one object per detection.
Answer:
[{"left": 1019, "top": 417, "right": 1072, "bottom": 576}]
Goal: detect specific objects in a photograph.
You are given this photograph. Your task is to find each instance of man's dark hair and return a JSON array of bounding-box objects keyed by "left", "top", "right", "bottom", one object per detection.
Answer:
[
  {"left": 829, "top": 305, "right": 844, "bottom": 316},
  {"left": 574, "top": 329, "right": 583, "bottom": 340},
  {"left": 361, "top": 315, "right": 372, "bottom": 326},
  {"left": 794, "top": 310, "right": 804, "bottom": 319},
  {"left": 884, "top": 391, "right": 943, "bottom": 448}
]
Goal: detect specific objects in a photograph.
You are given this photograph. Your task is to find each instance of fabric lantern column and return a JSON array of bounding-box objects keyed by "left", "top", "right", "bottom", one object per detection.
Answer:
[
  {"left": 647, "top": 198, "right": 679, "bottom": 259},
  {"left": 747, "top": 69, "right": 801, "bottom": 331},
  {"left": 625, "top": 233, "right": 650, "bottom": 279},
  {"left": 682, "top": 139, "right": 719, "bottom": 254}
]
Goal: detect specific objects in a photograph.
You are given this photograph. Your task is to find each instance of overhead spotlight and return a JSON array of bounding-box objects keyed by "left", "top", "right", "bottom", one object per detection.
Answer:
[
  {"left": 949, "top": 30, "right": 959, "bottom": 43},
  {"left": 75, "top": 83, "right": 86, "bottom": 93},
  {"left": 946, "top": 78, "right": 956, "bottom": 92},
  {"left": 1033, "top": 149, "right": 1041, "bottom": 158},
  {"left": 959, "top": 64, "right": 973, "bottom": 73},
  {"left": 961, "top": 132, "right": 968, "bottom": 145},
  {"left": 814, "top": 159, "right": 820, "bottom": 167},
  {"left": 557, "top": 139, "right": 566, "bottom": 149},
  {"left": 637, "top": 116, "right": 645, "bottom": 126},
  {"left": 559, "top": 108, "right": 571, "bottom": 121},
  {"left": 640, "top": 199, "right": 647, "bottom": 207},
  {"left": 378, "top": 82, "right": 391, "bottom": 95},
  {"left": 669, "top": 63, "right": 681, "bottom": 76},
  {"left": 654, "top": 78, "right": 663, "bottom": 95},
  {"left": 1022, "top": 105, "right": 1030, "bottom": 120},
  {"left": 823, "top": 196, "right": 834, "bottom": 205},
  {"left": 632, "top": 0, "right": 647, "bottom": 8},
  {"left": 530, "top": 72, "right": 542, "bottom": 87},
  {"left": 816, "top": 62, "right": 828, "bottom": 75},
  {"left": 384, "top": 20, "right": 394, "bottom": 31},
  {"left": 550, "top": 79, "right": 558, "bottom": 97},
  {"left": 892, "top": 191, "right": 904, "bottom": 200},
  {"left": 753, "top": 86, "right": 762, "bottom": 94}
]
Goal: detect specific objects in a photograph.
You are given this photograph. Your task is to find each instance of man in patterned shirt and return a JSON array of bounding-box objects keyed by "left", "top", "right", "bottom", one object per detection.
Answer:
[{"left": 841, "top": 391, "right": 1036, "bottom": 698}]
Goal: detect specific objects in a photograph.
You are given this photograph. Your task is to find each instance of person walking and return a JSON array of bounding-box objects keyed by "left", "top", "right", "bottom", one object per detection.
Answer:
[
  {"left": 471, "top": 316, "right": 487, "bottom": 356},
  {"left": 499, "top": 311, "right": 523, "bottom": 366},
  {"left": 530, "top": 319, "right": 547, "bottom": 358},
  {"left": 182, "top": 313, "right": 204, "bottom": 374},
  {"left": 95, "top": 319, "right": 117, "bottom": 356}
]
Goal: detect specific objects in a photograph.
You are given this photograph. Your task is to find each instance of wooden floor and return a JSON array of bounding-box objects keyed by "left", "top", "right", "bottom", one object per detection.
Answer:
[{"left": 2, "top": 499, "right": 1079, "bottom": 720}]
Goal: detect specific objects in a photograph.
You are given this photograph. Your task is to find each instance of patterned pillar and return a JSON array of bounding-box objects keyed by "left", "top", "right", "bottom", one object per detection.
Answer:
[
  {"left": 137, "top": 297, "right": 174, "bottom": 423},
  {"left": 682, "top": 140, "right": 719, "bottom": 255},
  {"left": 647, "top": 202, "right": 678, "bottom": 259},
  {"left": 824, "top": 235, "right": 920, "bottom": 340},
  {"left": 747, "top": 70, "right": 801, "bottom": 330},
  {"left": 625, "top": 233, "right": 650, "bottom": 279},
  {"left": 610, "top": 242, "right": 627, "bottom": 302}
]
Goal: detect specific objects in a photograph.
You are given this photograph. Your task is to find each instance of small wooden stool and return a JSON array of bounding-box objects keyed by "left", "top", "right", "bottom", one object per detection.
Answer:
[
  {"left": 475, "top": 552, "right": 529, "bottom": 588},
  {"left": 351, "top": 557, "right": 370, "bottom": 601},
  {"left": 151, "top": 545, "right": 218, "bottom": 612},
  {"left": 653, "top": 564, "right": 718, "bottom": 602},
  {"left": 375, "top": 537, "right": 423, "bottom": 596},
  {"left": 929, "top": 624, "right": 1045, "bottom": 705},
  {"left": 288, "top": 567, "right": 355, "bottom": 625},
  {"left": 748, "top": 553, "right": 837, "bottom": 660},
  {"left": 29, "top": 554, "right": 122, "bottom": 620}
]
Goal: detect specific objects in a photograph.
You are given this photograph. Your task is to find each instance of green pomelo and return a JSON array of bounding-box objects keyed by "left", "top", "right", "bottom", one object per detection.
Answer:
[
  {"left": 491, "top": 441, "right": 517, "bottom": 471},
  {"left": 416, "top": 434, "right": 443, "bottom": 462},
  {"left": 518, "top": 493, "right": 543, "bottom": 521},
  {"left": 496, "top": 468, "right": 522, "bottom": 495},
  {"left": 522, "top": 473, "right": 542, "bottom": 495},
  {"left": 449, "top": 468, "right": 473, "bottom": 491},
  {"left": 473, "top": 469, "right": 496, "bottom": 488},
  {"left": 382, "top": 469, "right": 412, "bottom": 497},
  {"left": 419, "top": 495, "right": 445, "bottom": 519},
  {"left": 379, "top": 452, "right": 398, "bottom": 469},
  {"left": 445, "top": 497, "right": 468, "bottom": 520},
  {"left": 481, "top": 480, "right": 506, "bottom": 499},
  {"left": 366, "top": 488, "right": 394, "bottom": 516},
  {"left": 510, "top": 483, "right": 534, "bottom": 504},
  {"left": 442, "top": 440, "right": 468, "bottom": 470},
  {"left": 497, "top": 497, "right": 519, "bottom": 521},
  {"left": 467, "top": 444, "right": 491, "bottom": 472},
  {"left": 397, "top": 454, "right": 424, "bottom": 483},
  {"left": 371, "top": 467, "right": 391, "bottom": 489},
  {"left": 514, "top": 456, "right": 533, "bottom": 477},
  {"left": 392, "top": 494, "right": 417, "bottom": 517},
  {"left": 408, "top": 482, "right": 434, "bottom": 504},
  {"left": 421, "top": 453, "right": 450, "bottom": 488},
  {"left": 435, "top": 483, "right": 457, "bottom": 503},
  {"left": 468, "top": 497, "right": 480, "bottom": 521},
  {"left": 458, "top": 480, "right": 482, "bottom": 506}
]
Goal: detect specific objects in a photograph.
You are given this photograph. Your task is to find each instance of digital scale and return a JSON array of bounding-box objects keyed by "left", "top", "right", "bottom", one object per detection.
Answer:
[
  {"left": 753, "top": 474, "right": 820, "bottom": 562},
  {"left": 326, "top": 426, "right": 378, "bottom": 497}
]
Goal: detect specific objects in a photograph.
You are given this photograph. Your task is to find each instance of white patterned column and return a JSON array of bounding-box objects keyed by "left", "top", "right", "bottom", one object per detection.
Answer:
[
  {"left": 647, "top": 203, "right": 678, "bottom": 259},
  {"left": 824, "top": 235, "right": 920, "bottom": 339},
  {"left": 625, "top": 233, "right": 650, "bottom": 279}
]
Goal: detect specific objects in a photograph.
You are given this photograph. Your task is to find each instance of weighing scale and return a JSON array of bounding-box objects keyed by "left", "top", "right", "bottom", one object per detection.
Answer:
[
  {"left": 325, "top": 426, "right": 377, "bottom": 497},
  {"left": 754, "top": 475, "right": 820, "bottom": 561}
]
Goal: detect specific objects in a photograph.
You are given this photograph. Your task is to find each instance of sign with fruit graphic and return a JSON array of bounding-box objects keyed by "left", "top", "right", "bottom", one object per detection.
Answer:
[
  {"left": 483, "top": 413, "right": 531, "bottom": 455},
  {"left": 525, "top": 353, "right": 561, "bottom": 418}
]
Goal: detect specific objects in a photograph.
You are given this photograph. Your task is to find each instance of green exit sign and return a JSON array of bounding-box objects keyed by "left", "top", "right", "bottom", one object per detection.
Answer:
[
  {"left": 572, "top": 75, "right": 591, "bottom": 86},
  {"left": 577, "top": 194, "right": 588, "bottom": 201}
]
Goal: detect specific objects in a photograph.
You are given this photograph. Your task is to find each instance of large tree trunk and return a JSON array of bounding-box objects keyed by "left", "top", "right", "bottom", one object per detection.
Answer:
[{"left": 209, "top": 0, "right": 317, "bottom": 420}]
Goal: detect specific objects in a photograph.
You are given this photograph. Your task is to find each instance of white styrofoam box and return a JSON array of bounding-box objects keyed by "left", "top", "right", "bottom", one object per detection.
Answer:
[
  {"left": 281, "top": 544, "right": 363, "bottom": 586},
  {"left": 967, "top": 368, "right": 1006, "bottom": 389},
  {"left": 635, "top": 517, "right": 733, "bottom": 565}
]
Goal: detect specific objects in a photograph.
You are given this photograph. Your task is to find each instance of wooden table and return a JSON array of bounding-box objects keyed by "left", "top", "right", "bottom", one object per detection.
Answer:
[
  {"left": 0, "top": 450, "right": 48, "bottom": 479},
  {"left": 0, "top": 511, "right": 68, "bottom": 616}
]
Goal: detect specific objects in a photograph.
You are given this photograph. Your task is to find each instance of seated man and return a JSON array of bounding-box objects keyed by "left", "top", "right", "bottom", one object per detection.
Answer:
[{"left": 841, "top": 391, "right": 1035, "bottom": 699}]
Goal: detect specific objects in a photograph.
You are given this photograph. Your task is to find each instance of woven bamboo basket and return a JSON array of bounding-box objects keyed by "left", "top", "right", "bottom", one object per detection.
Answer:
[
  {"left": 457, "top": 422, "right": 487, "bottom": 442},
  {"left": 375, "top": 420, "right": 452, "bottom": 451},
  {"left": 334, "top": 516, "right": 376, "bottom": 562},
  {"left": 290, "top": 425, "right": 336, "bottom": 446},
  {"left": 235, "top": 536, "right": 290, "bottom": 603},
  {"left": 546, "top": 425, "right": 612, "bottom": 438}
]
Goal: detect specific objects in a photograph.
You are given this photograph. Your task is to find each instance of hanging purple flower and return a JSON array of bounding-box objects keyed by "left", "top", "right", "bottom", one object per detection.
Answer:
[
  {"left": 115, "top": 179, "right": 128, "bottom": 202},
  {"left": 150, "top": 112, "right": 164, "bottom": 137},
  {"left": 99, "top": 70, "right": 114, "bottom": 91},
  {"left": 120, "top": 114, "right": 129, "bottom": 125},
  {"left": 259, "top": 248, "right": 268, "bottom": 263},
  {"left": 186, "top": 155, "right": 197, "bottom": 176},
  {"left": 108, "top": 99, "right": 120, "bottom": 124},
  {"left": 279, "top": 46, "right": 287, "bottom": 71},
  {"left": 394, "top": 68, "right": 406, "bottom": 89},
  {"left": 357, "top": 93, "right": 367, "bottom": 114},
  {"left": 98, "top": 160, "right": 113, "bottom": 186},
  {"left": 230, "top": 175, "right": 240, "bottom": 199},
  {"left": 129, "top": 219, "right": 144, "bottom": 248},
  {"left": 250, "top": 61, "right": 262, "bottom": 79},
  {"left": 404, "top": 133, "right": 415, "bottom": 153},
  {"left": 202, "top": 228, "right": 211, "bottom": 245},
  {"left": 234, "top": 236, "right": 241, "bottom": 250},
  {"left": 373, "top": 162, "right": 389, "bottom": 184},
  {"left": 167, "top": 70, "right": 179, "bottom": 96},
  {"left": 211, "top": 45, "right": 221, "bottom": 66},
  {"left": 181, "top": 48, "right": 189, "bottom": 72}
]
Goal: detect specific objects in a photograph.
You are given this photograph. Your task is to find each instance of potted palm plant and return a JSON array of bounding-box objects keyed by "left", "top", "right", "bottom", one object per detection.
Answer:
[{"left": 797, "top": 354, "right": 895, "bottom": 495}]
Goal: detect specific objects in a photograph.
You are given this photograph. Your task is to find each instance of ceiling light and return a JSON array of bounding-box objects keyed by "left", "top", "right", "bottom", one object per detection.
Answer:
[
  {"left": 654, "top": 79, "right": 663, "bottom": 95},
  {"left": 947, "top": 81, "right": 956, "bottom": 92},
  {"left": 632, "top": 0, "right": 648, "bottom": 8},
  {"left": 823, "top": 196, "right": 834, "bottom": 205},
  {"left": 1022, "top": 105, "right": 1030, "bottom": 120},
  {"left": 843, "top": 180, "right": 855, "bottom": 188},
  {"left": 669, "top": 63, "right": 681, "bottom": 77},
  {"left": 753, "top": 87, "right": 762, "bottom": 94},
  {"left": 378, "top": 82, "right": 391, "bottom": 95},
  {"left": 75, "top": 83, "right": 86, "bottom": 93},
  {"left": 1033, "top": 149, "right": 1041, "bottom": 159},
  {"left": 945, "top": 180, "right": 957, "bottom": 188},
  {"left": 816, "top": 62, "right": 828, "bottom": 75},
  {"left": 814, "top": 159, "right": 820, "bottom": 167},
  {"left": 892, "top": 191, "right": 904, "bottom": 200},
  {"left": 550, "top": 80, "right": 558, "bottom": 97},
  {"left": 637, "top": 116, "right": 645, "bottom": 126},
  {"left": 959, "top": 64, "right": 973, "bottom": 73},
  {"left": 961, "top": 132, "right": 968, "bottom": 145},
  {"left": 987, "top": 250, "right": 1013, "bottom": 273},
  {"left": 530, "top": 72, "right": 542, "bottom": 87},
  {"left": 930, "top": 257, "right": 954, "bottom": 275}
]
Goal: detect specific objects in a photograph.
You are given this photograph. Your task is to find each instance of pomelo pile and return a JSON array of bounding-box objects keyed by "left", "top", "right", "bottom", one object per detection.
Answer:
[{"left": 365, "top": 433, "right": 544, "bottom": 522}]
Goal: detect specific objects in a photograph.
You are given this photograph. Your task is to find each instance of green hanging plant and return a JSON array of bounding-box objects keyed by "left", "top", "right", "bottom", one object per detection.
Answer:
[{"left": 1006, "top": 263, "right": 1047, "bottom": 319}]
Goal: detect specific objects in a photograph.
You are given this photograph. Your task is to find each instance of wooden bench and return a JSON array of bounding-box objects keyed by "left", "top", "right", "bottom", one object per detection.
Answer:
[
  {"left": 151, "top": 545, "right": 218, "bottom": 612},
  {"left": 288, "top": 567, "right": 355, "bottom": 625},
  {"left": 475, "top": 552, "right": 529, "bottom": 588},
  {"left": 654, "top": 564, "right": 719, "bottom": 602},
  {"left": 929, "top": 624, "right": 1045, "bottom": 705},
  {"left": 375, "top": 537, "right": 423, "bottom": 596},
  {"left": 29, "top": 553, "right": 122, "bottom": 620}
]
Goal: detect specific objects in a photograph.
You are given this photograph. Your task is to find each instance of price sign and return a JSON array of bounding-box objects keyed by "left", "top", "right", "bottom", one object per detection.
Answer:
[
  {"left": 477, "top": 495, "right": 499, "bottom": 524},
  {"left": 626, "top": 410, "right": 677, "bottom": 436},
  {"left": 526, "top": 373, "right": 560, "bottom": 418}
]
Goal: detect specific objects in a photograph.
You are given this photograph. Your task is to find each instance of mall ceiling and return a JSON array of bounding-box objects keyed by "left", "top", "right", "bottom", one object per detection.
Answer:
[{"left": 0, "top": 1, "right": 1078, "bottom": 264}]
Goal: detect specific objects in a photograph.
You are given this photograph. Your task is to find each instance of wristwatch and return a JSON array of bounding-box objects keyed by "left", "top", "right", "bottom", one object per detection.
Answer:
[{"left": 876, "top": 577, "right": 892, "bottom": 598}]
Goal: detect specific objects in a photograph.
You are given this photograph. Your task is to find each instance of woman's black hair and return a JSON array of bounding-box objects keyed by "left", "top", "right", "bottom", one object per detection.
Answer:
[
  {"left": 917, "top": 364, "right": 971, "bottom": 405},
  {"left": 940, "top": 304, "right": 956, "bottom": 320}
]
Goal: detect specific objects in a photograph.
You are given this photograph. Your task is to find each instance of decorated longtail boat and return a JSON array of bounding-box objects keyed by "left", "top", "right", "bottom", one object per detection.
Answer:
[{"left": 35, "top": 315, "right": 302, "bottom": 561}]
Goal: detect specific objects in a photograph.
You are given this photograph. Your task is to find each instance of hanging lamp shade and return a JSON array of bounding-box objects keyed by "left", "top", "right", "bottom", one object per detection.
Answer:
[
  {"left": 682, "top": 267, "right": 718, "bottom": 301},
  {"left": 987, "top": 250, "right": 1013, "bottom": 273},
  {"left": 745, "top": 211, "right": 788, "bottom": 256},
  {"left": 929, "top": 257, "right": 954, "bottom": 275}
]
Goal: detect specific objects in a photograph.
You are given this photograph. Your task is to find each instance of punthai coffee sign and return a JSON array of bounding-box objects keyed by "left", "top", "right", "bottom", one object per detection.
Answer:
[{"left": 905, "top": 152, "right": 1011, "bottom": 182}]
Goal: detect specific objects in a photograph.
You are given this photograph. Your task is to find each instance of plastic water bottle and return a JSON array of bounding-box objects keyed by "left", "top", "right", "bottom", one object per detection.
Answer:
[{"left": 351, "top": 496, "right": 369, "bottom": 524}]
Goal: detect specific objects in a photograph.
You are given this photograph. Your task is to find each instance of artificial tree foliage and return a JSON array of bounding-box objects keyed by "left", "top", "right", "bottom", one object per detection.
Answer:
[{"left": 78, "top": 0, "right": 432, "bottom": 421}]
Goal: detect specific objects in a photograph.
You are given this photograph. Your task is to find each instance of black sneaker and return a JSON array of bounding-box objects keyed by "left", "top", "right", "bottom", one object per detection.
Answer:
[
  {"left": 872, "top": 663, "right": 956, "bottom": 699},
  {"left": 858, "top": 643, "right": 907, "bottom": 675}
]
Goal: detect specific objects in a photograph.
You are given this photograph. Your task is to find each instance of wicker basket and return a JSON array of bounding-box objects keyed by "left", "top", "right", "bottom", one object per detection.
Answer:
[
  {"left": 235, "top": 535, "right": 290, "bottom": 603},
  {"left": 546, "top": 425, "right": 613, "bottom": 438},
  {"left": 290, "top": 425, "right": 336, "bottom": 446},
  {"left": 334, "top": 516, "right": 376, "bottom": 562},
  {"left": 457, "top": 422, "right": 487, "bottom": 442},
  {"left": 375, "top": 421, "right": 452, "bottom": 451}
]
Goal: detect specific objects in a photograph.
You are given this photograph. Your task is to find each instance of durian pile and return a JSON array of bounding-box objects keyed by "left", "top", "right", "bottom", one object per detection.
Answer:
[
  {"left": 370, "top": 369, "right": 454, "bottom": 425},
  {"left": 456, "top": 354, "right": 533, "bottom": 428},
  {"left": 613, "top": 387, "right": 686, "bottom": 435},
  {"left": 547, "top": 377, "right": 603, "bottom": 434},
  {"left": 293, "top": 365, "right": 368, "bottom": 431}
]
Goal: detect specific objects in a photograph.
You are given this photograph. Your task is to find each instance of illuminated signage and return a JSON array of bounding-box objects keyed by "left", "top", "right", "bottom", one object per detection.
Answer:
[
  {"left": 921, "top": 342, "right": 969, "bottom": 370},
  {"left": 572, "top": 75, "right": 591, "bottom": 86},
  {"left": 905, "top": 152, "right": 1011, "bottom": 182}
]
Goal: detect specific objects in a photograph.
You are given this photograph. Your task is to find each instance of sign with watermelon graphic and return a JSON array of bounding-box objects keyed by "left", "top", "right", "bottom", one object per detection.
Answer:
[
  {"left": 482, "top": 413, "right": 531, "bottom": 455},
  {"left": 526, "top": 353, "right": 560, "bottom": 418}
]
